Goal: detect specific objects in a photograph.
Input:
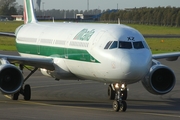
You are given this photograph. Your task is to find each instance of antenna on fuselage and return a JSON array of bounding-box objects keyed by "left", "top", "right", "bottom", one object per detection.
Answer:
[
  {"left": 52, "top": 17, "right": 55, "bottom": 23},
  {"left": 118, "top": 18, "right": 121, "bottom": 25}
]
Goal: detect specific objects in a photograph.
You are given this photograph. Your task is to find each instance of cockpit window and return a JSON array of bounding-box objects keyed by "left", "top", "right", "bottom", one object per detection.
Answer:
[
  {"left": 104, "top": 41, "right": 146, "bottom": 50},
  {"left": 142, "top": 41, "right": 150, "bottom": 49},
  {"left": 109, "top": 41, "right": 118, "bottom": 49},
  {"left": 104, "top": 41, "right": 113, "bottom": 49},
  {"left": 119, "top": 41, "right": 132, "bottom": 49},
  {"left": 133, "top": 41, "right": 144, "bottom": 49}
]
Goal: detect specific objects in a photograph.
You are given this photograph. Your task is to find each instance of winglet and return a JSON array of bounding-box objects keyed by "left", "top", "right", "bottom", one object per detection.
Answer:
[{"left": 24, "top": 0, "right": 37, "bottom": 24}]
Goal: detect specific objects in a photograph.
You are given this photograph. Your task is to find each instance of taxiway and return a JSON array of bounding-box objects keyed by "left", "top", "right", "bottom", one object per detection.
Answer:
[{"left": 0, "top": 51, "right": 179, "bottom": 120}]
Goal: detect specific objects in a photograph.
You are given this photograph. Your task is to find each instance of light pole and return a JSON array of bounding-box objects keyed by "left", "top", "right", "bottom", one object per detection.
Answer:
[
  {"left": 42, "top": 2, "right": 45, "bottom": 17},
  {"left": 87, "top": 0, "right": 89, "bottom": 12}
]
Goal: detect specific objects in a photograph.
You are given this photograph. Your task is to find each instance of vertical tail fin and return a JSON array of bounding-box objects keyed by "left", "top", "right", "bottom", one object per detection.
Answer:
[{"left": 24, "top": 0, "right": 37, "bottom": 24}]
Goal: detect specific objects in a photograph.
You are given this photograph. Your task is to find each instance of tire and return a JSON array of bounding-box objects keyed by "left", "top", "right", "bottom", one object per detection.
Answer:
[
  {"left": 119, "top": 101, "right": 127, "bottom": 112},
  {"left": 108, "top": 85, "right": 115, "bottom": 100},
  {"left": 24, "top": 84, "right": 31, "bottom": 101},
  {"left": 11, "top": 92, "right": 19, "bottom": 100},
  {"left": 113, "top": 100, "right": 120, "bottom": 112}
]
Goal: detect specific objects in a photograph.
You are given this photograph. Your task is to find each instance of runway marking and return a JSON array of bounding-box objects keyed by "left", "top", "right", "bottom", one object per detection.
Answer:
[
  {"left": 4, "top": 95, "right": 11, "bottom": 99},
  {"left": 4, "top": 94, "right": 109, "bottom": 112},
  {"left": 31, "top": 81, "right": 97, "bottom": 89},
  {"left": 3, "top": 98, "right": 111, "bottom": 112},
  {"left": 3, "top": 95, "right": 180, "bottom": 118}
]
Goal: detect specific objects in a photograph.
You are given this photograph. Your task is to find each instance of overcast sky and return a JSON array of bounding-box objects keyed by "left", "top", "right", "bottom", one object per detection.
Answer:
[{"left": 16, "top": 0, "right": 180, "bottom": 10}]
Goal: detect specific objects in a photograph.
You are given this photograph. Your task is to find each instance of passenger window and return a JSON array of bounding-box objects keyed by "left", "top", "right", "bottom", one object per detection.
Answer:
[
  {"left": 104, "top": 41, "right": 113, "bottom": 49},
  {"left": 109, "top": 41, "right": 118, "bottom": 49},
  {"left": 133, "top": 41, "right": 144, "bottom": 49},
  {"left": 119, "top": 41, "right": 132, "bottom": 49}
]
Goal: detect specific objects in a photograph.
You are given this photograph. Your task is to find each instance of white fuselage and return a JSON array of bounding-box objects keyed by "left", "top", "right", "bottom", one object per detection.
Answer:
[{"left": 15, "top": 22, "right": 152, "bottom": 84}]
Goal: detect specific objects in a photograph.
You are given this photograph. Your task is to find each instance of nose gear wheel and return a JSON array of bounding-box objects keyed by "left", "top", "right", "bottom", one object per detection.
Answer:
[{"left": 111, "top": 83, "right": 127, "bottom": 112}]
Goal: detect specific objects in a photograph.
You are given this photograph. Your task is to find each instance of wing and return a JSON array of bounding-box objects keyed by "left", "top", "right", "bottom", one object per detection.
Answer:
[
  {"left": 0, "top": 32, "right": 15, "bottom": 37},
  {"left": 0, "top": 54, "right": 55, "bottom": 70},
  {"left": 152, "top": 52, "right": 180, "bottom": 61}
]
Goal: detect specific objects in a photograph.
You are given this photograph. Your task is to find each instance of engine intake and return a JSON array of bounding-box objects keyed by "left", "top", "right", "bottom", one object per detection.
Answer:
[
  {"left": 0, "top": 64, "right": 24, "bottom": 94},
  {"left": 142, "top": 64, "right": 175, "bottom": 95}
]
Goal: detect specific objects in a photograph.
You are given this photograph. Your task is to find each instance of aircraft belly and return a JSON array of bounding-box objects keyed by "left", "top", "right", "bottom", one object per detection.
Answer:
[
  {"left": 63, "top": 59, "right": 129, "bottom": 83},
  {"left": 64, "top": 60, "right": 97, "bottom": 78}
]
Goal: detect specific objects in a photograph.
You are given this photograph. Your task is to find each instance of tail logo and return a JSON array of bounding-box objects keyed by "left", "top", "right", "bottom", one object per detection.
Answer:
[
  {"left": 24, "top": 2, "right": 27, "bottom": 24},
  {"left": 23, "top": 0, "right": 37, "bottom": 24}
]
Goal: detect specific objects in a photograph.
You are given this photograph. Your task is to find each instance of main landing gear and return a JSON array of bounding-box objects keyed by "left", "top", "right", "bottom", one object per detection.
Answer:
[
  {"left": 11, "top": 65, "right": 38, "bottom": 101},
  {"left": 108, "top": 83, "right": 127, "bottom": 112}
]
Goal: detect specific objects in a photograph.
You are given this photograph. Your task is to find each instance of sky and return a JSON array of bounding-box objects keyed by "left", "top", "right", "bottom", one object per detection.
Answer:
[{"left": 16, "top": 0, "right": 180, "bottom": 11}]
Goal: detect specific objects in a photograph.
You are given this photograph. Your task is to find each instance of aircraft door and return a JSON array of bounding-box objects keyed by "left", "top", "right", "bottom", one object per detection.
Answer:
[
  {"left": 64, "top": 33, "right": 72, "bottom": 59},
  {"left": 90, "top": 31, "right": 105, "bottom": 62},
  {"left": 36, "top": 39, "right": 41, "bottom": 55},
  {"left": 64, "top": 41, "right": 69, "bottom": 59}
]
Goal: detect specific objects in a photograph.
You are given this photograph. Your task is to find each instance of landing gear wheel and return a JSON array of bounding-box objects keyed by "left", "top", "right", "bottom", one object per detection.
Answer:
[
  {"left": 24, "top": 84, "right": 31, "bottom": 101},
  {"left": 119, "top": 101, "right": 127, "bottom": 112},
  {"left": 11, "top": 92, "right": 19, "bottom": 100},
  {"left": 113, "top": 101, "right": 120, "bottom": 112},
  {"left": 113, "top": 100, "right": 127, "bottom": 112},
  {"left": 108, "top": 85, "right": 115, "bottom": 100}
]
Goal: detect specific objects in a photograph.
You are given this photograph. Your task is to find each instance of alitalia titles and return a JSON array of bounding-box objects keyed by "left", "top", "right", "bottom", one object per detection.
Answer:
[{"left": 74, "top": 29, "right": 95, "bottom": 41}]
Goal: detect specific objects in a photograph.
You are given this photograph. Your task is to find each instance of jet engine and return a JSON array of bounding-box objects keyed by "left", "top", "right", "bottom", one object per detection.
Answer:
[
  {"left": 0, "top": 59, "right": 24, "bottom": 94},
  {"left": 142, "top": 60, "right": 175, "bottom": 95}
]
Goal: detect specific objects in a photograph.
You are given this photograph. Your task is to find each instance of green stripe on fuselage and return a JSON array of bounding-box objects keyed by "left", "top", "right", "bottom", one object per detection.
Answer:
[{"left": 16, "top": 43, "right": 100, "bottom": 63}]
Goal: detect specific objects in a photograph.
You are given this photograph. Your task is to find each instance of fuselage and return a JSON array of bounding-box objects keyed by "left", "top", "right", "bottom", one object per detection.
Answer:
[{"left": 15, "top": 22, "right": 152, "bottom": 84}]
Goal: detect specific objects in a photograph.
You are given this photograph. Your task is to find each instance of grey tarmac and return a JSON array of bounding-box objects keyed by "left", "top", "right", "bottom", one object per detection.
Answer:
[{"left": 0, "top": 51, "right": 180, "bottom": 120}]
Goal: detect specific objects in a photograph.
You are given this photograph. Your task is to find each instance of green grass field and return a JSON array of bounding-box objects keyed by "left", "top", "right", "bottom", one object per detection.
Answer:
[
  {"left": 146, "top": 38, "right": 180, "bottom": 53},
  {"left": 0, "top": 21, "right": 180, "bottom": 53},
  {"left": 128, "top": 24, "right": 180, "bottom": 35},
  {"left": 0, "top": 21, "right": 23, "bottom": 51},
  {"left": 0, "top": 21, "right": 23, "bottom": 32}
]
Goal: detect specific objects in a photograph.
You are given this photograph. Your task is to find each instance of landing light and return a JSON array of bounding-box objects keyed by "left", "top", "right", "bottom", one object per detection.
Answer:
[
  {"left": 114, "top": 83, "right": 126, "bottom": 89},
  {"left": 114, "top": 83, "right": 126, "bottom": 91},
  {"left": 115, "top": 83, "right": 119, "bottom": 89},
  {"left": 121, "top": 84, "right": 125, "bottom": 89}
]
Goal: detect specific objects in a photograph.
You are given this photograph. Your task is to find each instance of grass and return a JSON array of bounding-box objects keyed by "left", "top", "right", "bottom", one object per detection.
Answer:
[
  {"left": 0, "top": 21, "right": 180, "bottom": 53},
  {"left": 0, "top": 21, "right": 23, "bottom": 51},
  {"left": 127, "top": 24, "right": 180, "bottom": 35},
  {"left": 146, "top": 38, "right": 180, "bottom": 54},
  {"left": 0, "top": 36, "right": 16, "bottom": 51},
  {"left": 0, "top": 21, "right": 23, "bottom": 32}
]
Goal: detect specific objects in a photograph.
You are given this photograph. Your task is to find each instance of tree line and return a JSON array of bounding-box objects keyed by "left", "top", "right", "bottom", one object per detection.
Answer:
[
  {"left": 35, "top": 9, "right": 102, "bottom": 19},
  {"left": 100, "top": 7, "right": 180, "bottom": 27},
  {"left": 0, "top": 0, "right": 19, "bottom": 15},
  {"left": 0, "top": 0, "right": 180, "bottom": 27}
]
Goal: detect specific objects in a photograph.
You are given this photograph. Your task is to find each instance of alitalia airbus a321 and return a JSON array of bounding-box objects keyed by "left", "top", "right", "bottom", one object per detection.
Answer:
[{"left": 0, "top": 0, "right": 180, "bottom": 112}]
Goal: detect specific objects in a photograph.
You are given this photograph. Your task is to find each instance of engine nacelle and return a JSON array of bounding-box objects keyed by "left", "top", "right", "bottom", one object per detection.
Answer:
[
  {"left": 142, "top": 61, "right": 175, "bottom": 95},
  {"left": 0, "top": 64, "right": 24, "bottom": 94}
]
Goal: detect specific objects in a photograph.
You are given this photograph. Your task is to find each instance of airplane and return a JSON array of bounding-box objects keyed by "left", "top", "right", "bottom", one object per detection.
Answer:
[{"left": 0, "top": 0, "right": 180, "bottom": 112}]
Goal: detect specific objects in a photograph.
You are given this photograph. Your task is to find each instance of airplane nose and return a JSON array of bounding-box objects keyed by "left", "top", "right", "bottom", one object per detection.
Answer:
[{"left": 121, "top": 52, "right": 151, "bottom": 80}]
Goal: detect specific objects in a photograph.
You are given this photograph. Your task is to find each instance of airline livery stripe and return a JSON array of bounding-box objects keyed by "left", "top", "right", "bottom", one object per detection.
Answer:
[
  {"left": 26, "top": 0, "right": 32, "bottom": 23},
  {"left": 16, "top": 43, "right": 100, "bottom": 63}
]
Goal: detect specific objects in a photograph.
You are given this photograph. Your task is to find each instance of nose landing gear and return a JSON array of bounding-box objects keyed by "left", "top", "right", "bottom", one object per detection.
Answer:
[
  {"left": 113, "top": 100, "right": 127, "bottom": 112},
  {"left": 111, "top": 83, "right": 127, "bottom": 112}
]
